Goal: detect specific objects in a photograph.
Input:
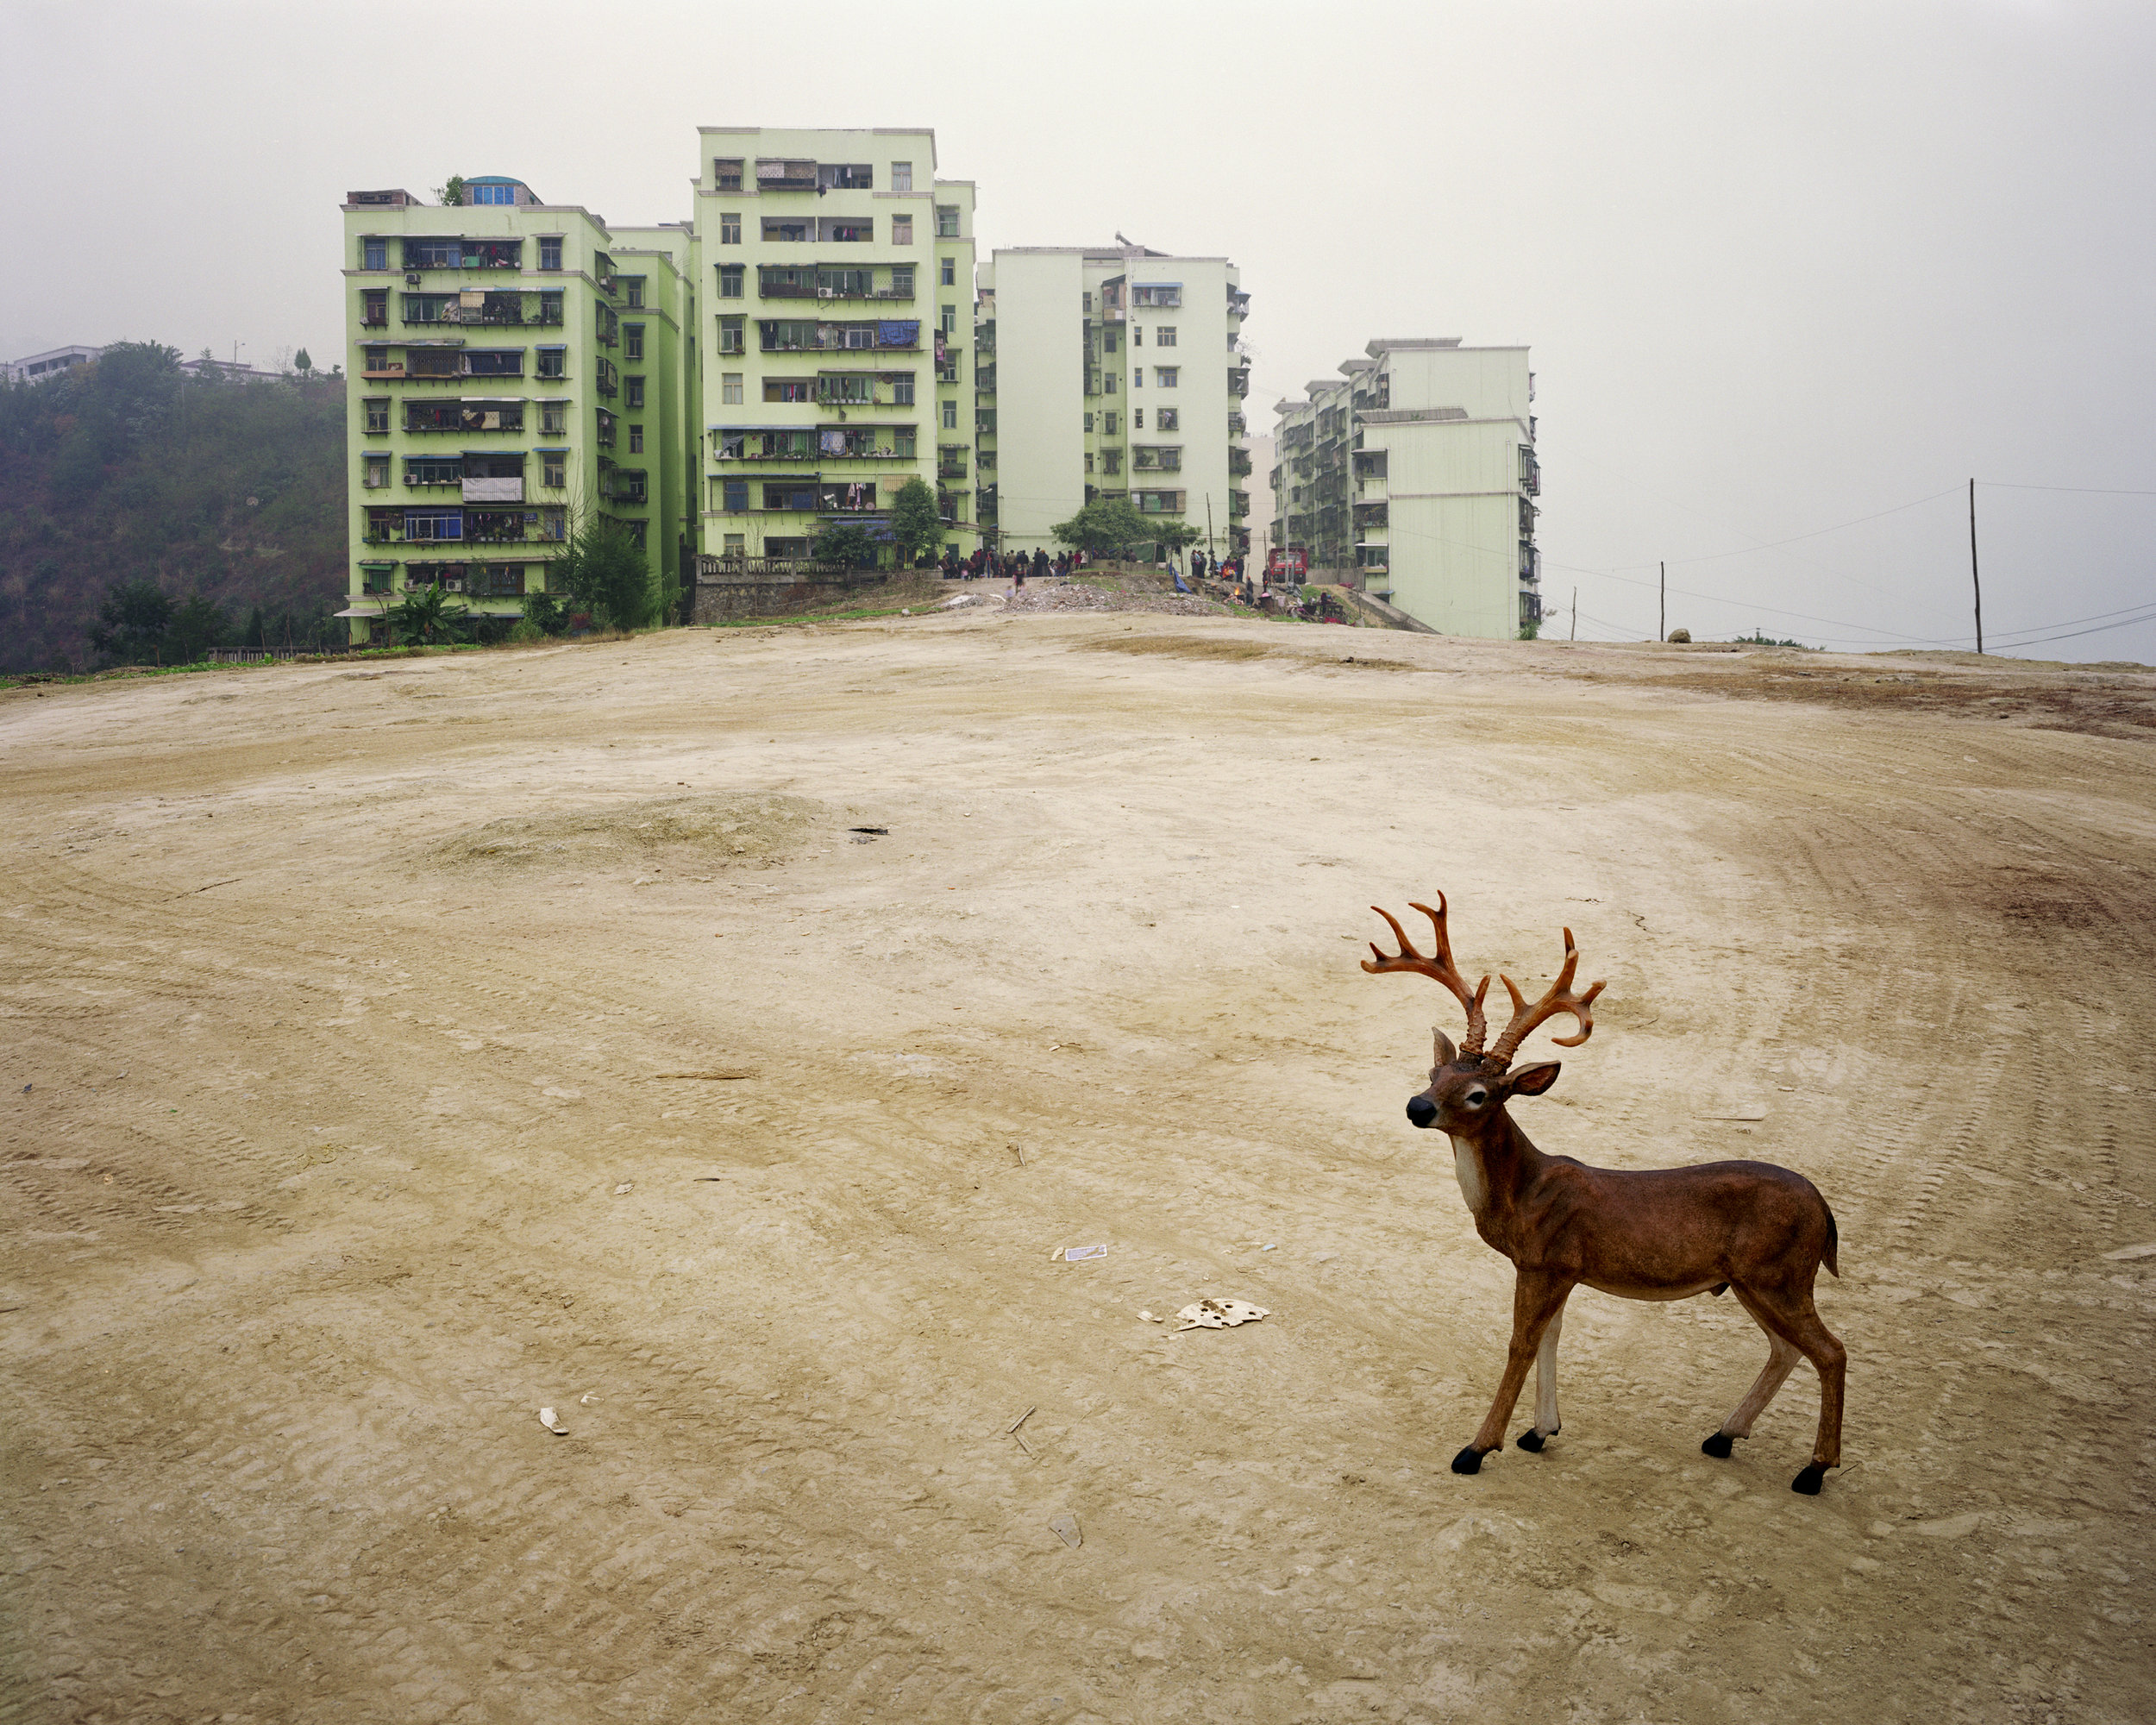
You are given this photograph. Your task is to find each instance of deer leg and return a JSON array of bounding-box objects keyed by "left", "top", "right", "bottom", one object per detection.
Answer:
[
  {"left": 1516, "top": 1293, "right": 1570, "bottom": 1453},
  {"left": 1723, "top": 1286, "right": 1847, "bottom": 1494},
  {"left": 1702, "top": 1320, "right": 1802, "bottom": 1459},
  {"left": 1455, "top": 1274, "right": 1573, "bottom": 1475}
]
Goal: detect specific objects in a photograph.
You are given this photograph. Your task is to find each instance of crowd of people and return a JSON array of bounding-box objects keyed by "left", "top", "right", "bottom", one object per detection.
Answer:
[{"left": 939, "top": 546, "right": 1092, "bottom": 586}]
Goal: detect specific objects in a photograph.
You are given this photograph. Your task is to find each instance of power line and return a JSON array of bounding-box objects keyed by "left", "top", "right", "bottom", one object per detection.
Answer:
[
  {"left": 1667, "top": 486, "right": 1965, "bottom": 567},
  {"left": 1980, "top": 480, "right": 2156, "bottom": 498}
]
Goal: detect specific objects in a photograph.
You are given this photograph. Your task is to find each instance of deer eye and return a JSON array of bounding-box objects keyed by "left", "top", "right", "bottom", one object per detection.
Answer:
[{"left": 1464, "top": 1088, "right": 1488, "bottom": 1107}]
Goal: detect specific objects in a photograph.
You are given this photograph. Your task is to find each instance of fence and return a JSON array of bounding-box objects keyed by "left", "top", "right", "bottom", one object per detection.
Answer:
[{"left": 202, "top": 643, "right": 358, "bottom": 662}]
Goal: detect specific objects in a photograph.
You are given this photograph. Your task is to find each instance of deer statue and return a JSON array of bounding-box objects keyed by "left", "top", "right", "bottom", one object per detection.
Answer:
[{"left": 1363, "top": 894, "right": 1846, "bottom": 1495}]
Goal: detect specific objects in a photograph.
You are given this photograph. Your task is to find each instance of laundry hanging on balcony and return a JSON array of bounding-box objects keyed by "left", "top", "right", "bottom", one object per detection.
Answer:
[
  {"left": 878, "top": 320, "right": 918, "bottom": 347},
  {"left": 819, "top": 429, "right": 848, "bottom": 455}
]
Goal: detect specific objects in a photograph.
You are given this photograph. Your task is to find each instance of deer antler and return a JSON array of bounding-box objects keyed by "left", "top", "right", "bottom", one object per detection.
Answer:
[
  {"left": 1362, "top": 894, "right": 1491, "bottom": 1055},
  {"left": 1486, "top": 928, "right": 1605, "bottom": 1067}
]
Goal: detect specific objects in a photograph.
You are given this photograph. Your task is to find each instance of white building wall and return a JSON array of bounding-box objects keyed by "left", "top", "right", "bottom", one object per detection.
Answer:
[{"left": 993, "top": 251, "right": 1087, "bottom": 550}]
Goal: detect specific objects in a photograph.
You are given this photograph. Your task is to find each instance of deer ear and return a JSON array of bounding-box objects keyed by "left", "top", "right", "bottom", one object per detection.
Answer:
[
  {"left": 1507, "top": 1061, "right": 1562, "bottom": 1097},
  {"left": 1430, "top": 1025, "right": 1457, "bottom": 1070}
]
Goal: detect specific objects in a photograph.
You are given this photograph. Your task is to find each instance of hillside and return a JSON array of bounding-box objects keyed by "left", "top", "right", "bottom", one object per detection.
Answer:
[{"left": 0, "top": 343, "right": 347, "bottom": 672}]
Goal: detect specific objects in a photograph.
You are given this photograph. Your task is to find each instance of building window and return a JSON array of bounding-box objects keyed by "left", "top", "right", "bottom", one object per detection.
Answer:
[
  {"left": 1084, "top": 453, "right": 1094, "bottom": 474},
  {"left": 363, "top": 398, "right": 390, "bottom": 433},
  {"left": 361, "top": 237, "right": 386, "bottom": 270},
  {"left": 625, "top": 376, "right": 644, "bottom": 409},
  {"left": 718, "top": 316, "right": 745, "bottom": 354},
  {"left": 624, "top": 324, "right": 644, "bottom": 361},
  {"left": 542, "top": 452, "right": 566, "bottom": 487},
  {"left": 939, "top": 304, "right": 957, "bottom": 336},
  {"left": 723, "top": 480, "right": 749, "bottom": 511},
  {"left": 1158, "top": 407, "right": 1178, "bottom": 431},
  {"left": 536, "top": 347, "right": 566, "bottom": 379},
  {"left": 940, "top": 257, "right": 955, "bottom": 287},
  {"left": 597, "top": 410, "right": 617, "bottom": 448},
  {"left": 723, "top": 531, "right": 745, "bottom": 554},
  {"left": 941, "top": 398, "right": 956, "bottom": 430},
  {"left": 1156, "top": 326, "right": 1177, "bottom": 348},
  {"left": 893, "top": 427, "right": 917, "bottom": 457},
  {"left": 1132, "top": 409, "right": 1144, "bottom": 430},
  {"left": 1103, "top": 449, "right": 1124, "bottom": 474},
  {"left": 539, "top": 236, "right": 562, "bottom": 271},
  {"left": 1105, "top": 411, "right": 1119, "bottom": 435},
  {"left": 764, "top": 379, "right": 813, "bottom": 403},
  {"left": 360, "top": 289, "right": 387, "bottom": 327},
  {"left": 889, "top": 373, "right": 915, "bottom": 405},
  {"left": 976, "top": 408, "right": 995, "bottom": 433},
  {"left": 629, "top": 424, "right": 643, "bottom": 454},
  {"left": 1105, "top": 329, "right": 1120, "bottom": 353},
  {"left": 1108, "top": 372, "right": 1120, "bottom": 392},
  {"left": 720, "top": 213, "right": 741, "bottom": 245},
  {"left": 1156, "top": 367, "right": 1178, "bottom": 387},
  {"left": 935, "top": 205, "right": 959, "bottom": 238},
  {"left": 471, "top": 182, "right": 516, "bottom": 206},
  {"left": 1129, "top": 326, "right": 1140, "bottom": 347},
  {"left": 714, "top": 158, "right": 743, "bottom": 191},
  {"left": 540, "top": 401, "right": 567, "bottom": 436},
  {"left": 722, "top": 372, "right": 743, "bottom": 405},
  {"left": 891, "top": 161, "right": 912, "bottom": 192},
  {"left": 363, "top": 455, "right": 390, "bottom": 488},
  {"left": 892, "top": 215, "right": 913, "bottom": 245},
  {"left": 719, "top": 265, "right": 744, "bottom": 298}
]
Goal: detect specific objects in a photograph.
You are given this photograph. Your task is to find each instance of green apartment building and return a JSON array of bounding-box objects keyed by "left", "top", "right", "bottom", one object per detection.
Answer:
[
  {"left": 339, "top": 177, "right": 691, "bottom": 640},
  {"left": 1272, "top": 338, "right": 1539, "bottom": 637},
  {"left": 689, "top": 128, "right": 979, "bottom": 565},
  {"left": 975, "top": 246, "right": 1251, "bottom": 560}
]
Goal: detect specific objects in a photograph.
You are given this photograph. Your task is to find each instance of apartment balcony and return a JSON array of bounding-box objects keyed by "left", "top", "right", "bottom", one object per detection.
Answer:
[
  {"left": 1230, "top": 492, "right": 1251, "bottom": 519},
  {"left": 755, "top": 159, "right": 818, "bottom": 191},
  {"left": 1353, "top": 500, "right": 1388, "bottom": 530},
  {"left": 1520, "top": 448, "right": 1541, "bottom": 495},
  {"left": 1227, "top": 412, "right": 1246, "bottom": 436},
  {"left": 1228, "top": 367, "right": 1251, "bottom": 397},
  {"left": 1229, "top": 449, "right": 1252, "bottom": 477}
]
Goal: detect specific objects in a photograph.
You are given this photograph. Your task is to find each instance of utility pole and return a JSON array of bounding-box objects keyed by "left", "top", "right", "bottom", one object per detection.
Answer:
[
  {"left": 1968, "top": 478, "right": 1984, "bottom": 655},
  {"left": 1658, "top": 561, "right": 1665, "bottom": 643},
  {"left": 1206, "top": 493, "right": 1216, "bottom": 568},
  {"left": 1570, "top": 586, "right": 1577, "bottom": 642}
]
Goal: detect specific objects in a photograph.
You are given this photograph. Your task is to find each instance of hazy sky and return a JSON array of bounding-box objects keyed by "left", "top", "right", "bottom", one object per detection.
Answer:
[{"left": 5, "top": 1, "right": 2150, "bottom": 659}]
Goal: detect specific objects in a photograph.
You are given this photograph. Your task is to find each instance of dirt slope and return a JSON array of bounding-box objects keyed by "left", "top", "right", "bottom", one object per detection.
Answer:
[{"left": 3, "top": 619, "right": 2153, "bottom": 1723}]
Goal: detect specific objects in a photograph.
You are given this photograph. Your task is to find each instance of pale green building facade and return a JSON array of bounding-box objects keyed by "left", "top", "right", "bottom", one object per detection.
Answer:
[
  {"left": 689, "top": 128, "right": 980, "bottom": 565},
  {"left": 1272, "top": 339, "right": 1539, "bottom": 637},
  {"left": 975, "top": 246, "right": 1250, "bottom": 560},
  {"left": 339, "top": 177, "right": 692, "bottom": 641}
]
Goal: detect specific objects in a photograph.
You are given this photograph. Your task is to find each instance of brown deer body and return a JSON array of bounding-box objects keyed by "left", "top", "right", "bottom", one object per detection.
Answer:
[{"left": 1365, "top": 895, "right": 1846, "bottom": 1495}]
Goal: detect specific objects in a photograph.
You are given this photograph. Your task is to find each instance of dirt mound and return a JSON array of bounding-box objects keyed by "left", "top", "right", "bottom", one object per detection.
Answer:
[
  {"left": 1000, "top": 578, "right": 1230, "bottom": 618},
  {"left": 434, "top": 792, "right": 827, "bottom": 871}
]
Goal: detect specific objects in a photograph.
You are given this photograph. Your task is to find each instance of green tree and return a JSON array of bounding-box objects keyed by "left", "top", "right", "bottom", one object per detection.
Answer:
[
  {"left": 521, "top": 588, "right": 568, "bottom": 637},
  {"left": 386, "top": 582, "right": 470, "bottom": 645},
  {"left": 164, "top": 593, "right": 230, "bottom": 662},
  {"left": 811, "top": 522, "right": 879, "bottom": 569},
  {"left": 435, "top": 175, "right": 466, "bottom": 207},
  {"left": 555, "top": 518, "right": 653, "bottom": 630},
  {"left": 87, "top": 580, "right": 174, "bottom": 665},
  {"left": 293, "top": 348, "right": 312, "bottom": 376},
  {"left": 887, "top": 476, "right": 943, "bottom": 564},
  {"left": 1051, "top": 497, "right": 1200, "bottom": 560}
]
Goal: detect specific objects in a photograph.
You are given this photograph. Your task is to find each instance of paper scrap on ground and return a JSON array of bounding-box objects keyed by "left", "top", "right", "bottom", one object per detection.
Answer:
[
  {"left": 1049, "top": 1513, "right": 1082, "bottom": 1549},
  {"left": 538, "top": 1407, "right": 567, "bottom": 1434},
  {"left": 1058, "top": 1244, "right": 1108, "bottom": 1263},
  {"left": 1175, "top": 1298, "right": 1269, "bottom": 1332},
  {"left": 2103, "top": 1242, "right": 2156, "bottom": 1261}
]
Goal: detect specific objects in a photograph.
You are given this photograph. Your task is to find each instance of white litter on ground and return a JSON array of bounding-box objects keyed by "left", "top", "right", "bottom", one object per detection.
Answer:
[{"left": 1175, "top": 1298, "right": 1269, "bottom": 1332}]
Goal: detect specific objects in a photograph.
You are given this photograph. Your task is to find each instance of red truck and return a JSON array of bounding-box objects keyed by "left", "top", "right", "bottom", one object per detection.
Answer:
[{"left": 1264, "top": 545, "right": 1308, "bottom": 583}]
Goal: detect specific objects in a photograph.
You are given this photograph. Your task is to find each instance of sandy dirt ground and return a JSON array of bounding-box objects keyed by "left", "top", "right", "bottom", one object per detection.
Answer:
[{"left": 4, "top": 612, "right": 2154, "bottom": 1724}]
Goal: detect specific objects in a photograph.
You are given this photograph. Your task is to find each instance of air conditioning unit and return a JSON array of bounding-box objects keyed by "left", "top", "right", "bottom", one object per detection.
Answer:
[
  {"left": 404, "top": 474, "right": 417, "bottom": 486},
  {"left": 405, "top": 273, "right": 422, "bottom": 285}
]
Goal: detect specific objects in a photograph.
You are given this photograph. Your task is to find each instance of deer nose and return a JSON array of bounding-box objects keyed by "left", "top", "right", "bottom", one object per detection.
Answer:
[{"left": 1406, "top": 1095, "right": 1438, "bottom": 1129}]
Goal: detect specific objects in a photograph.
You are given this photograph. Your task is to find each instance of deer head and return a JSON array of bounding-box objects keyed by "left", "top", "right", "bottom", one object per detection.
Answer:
[{"left": 1363, "top": 894, "right": 1604, "bottom": 1132}]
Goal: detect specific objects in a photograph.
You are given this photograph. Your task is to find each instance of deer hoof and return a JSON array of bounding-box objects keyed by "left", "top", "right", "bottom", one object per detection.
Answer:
[
  {"left": 1702, "top": 1433, "right": 1735, "bottom": 1459},
  {"left": 1791, "top": 1464, "right": 1827, "bottom": 1496},
  {"left": 1451, "top": 1446, "right": 1488, "bottom": 1475},
  {"left": 1515, "top": 1427, "right": 1549, "bottom": 1453}
]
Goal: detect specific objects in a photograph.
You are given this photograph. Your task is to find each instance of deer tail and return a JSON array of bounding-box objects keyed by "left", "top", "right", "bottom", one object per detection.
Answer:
[{"left": 1821, "top": 1202, "right": 1840, "bottom": 1278}]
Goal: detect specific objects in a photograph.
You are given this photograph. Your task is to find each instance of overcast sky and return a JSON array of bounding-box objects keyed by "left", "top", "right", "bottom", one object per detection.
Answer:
[{"left": 4, "top": 0, "right": 2149, "bottom": 659}]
